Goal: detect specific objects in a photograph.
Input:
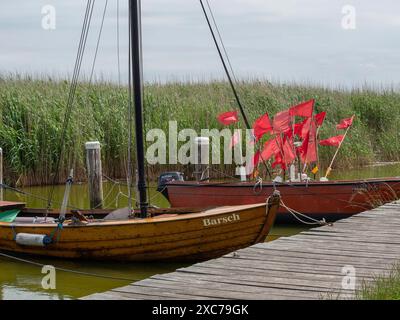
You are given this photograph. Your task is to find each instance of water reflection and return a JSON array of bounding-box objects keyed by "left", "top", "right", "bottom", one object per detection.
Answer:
[{"left": 1, "top": 163, "right": 399, "bottom": 300}]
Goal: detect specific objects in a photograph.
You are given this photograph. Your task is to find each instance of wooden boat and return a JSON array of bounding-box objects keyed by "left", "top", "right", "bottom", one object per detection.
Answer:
[
  {"left": 0, "top": 194, "right": 279, "bottom": 261},
  {"left": 0, "top": 1, "right": 280, "bottom": 262},
  {"left": 161, "top": 177, "right": 400, "bottom": 223}
]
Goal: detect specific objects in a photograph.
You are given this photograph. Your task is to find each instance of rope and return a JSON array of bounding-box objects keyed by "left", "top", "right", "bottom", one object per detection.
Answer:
[
  {"left": 116, "top": 0, "right": 121, "bottom": 85},
  {"left": 47, "top": 0, "right": 96, "bottom": 209},
  {"left": 280, "top": 199, "right": 333, "bottom": 226},
  {"left": 204, "top": 0, "right": 238, "bottom": 83},
  {"left": 1, "top": 183, "right": 83, "bottom": 211},
  {"left": 89, "top": 0, "right": 109, "bottom": 83},
  {"left": 199, "top": 0, "right": 251, "bottom": 130},
  {"left": 209, "top": 166, "right": 241, "bottom": 181},
  {"left": 48, "top": 222, "right": 64, "bottom": 243},
  {"left": 0, "top": 251, "right": 140, "bottom": 282},
  {"left": 253, "top": 177, "right": 263, "bottom": 195}
]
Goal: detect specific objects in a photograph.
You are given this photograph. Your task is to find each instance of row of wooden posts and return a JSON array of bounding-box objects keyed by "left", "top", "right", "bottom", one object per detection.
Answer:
[{"left": 0, "top": 139, "right": 209, "bottom": 209}]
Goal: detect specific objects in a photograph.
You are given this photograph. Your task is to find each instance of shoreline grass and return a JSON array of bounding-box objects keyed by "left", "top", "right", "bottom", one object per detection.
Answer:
[
  {"left": 357, "top": 264, "right": 400, "bottom": 300},
  {"left": 1, "top": 76, "right": 400, "bottom": 186}
]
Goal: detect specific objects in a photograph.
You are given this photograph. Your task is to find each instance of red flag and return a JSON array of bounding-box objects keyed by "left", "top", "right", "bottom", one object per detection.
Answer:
[
  {"left": 319, "top": 135, "right": 344, "bottom": 147},
  {"left": 305, "top": 122, "right": 318, "bottom": 163},
  {"left": 289, "top": 99, "right": 314, "bottom": 118},
  {"left": 294, "top": 117, "right": 312, "bottom": 140},
  {"left": 336, "top": 116, "right": 354, "bottom": 130},
  {"left": 294, "top": 118, "right": 308, "bottom": 137},
  {"left": 253, "top": 113, "right": 272, "bottom": 141},
  {"left": 253, "top": 150, "right": 261, "bottom": 167},
  {"left": 217, "top": 111, "right": 239, "bottom": 125},
  {"left": 315, "top": 111, "right": 326, "bottom": 127},
  {"left": 261, "top": 138, "right": 280, "bottom": 161},
  {"left": 271, "top": 152, "right": 286, "bottom": 171},
  {"left": 297, "top": 134, "right": 309, "bottom": 163},
  {"left": 297, "top": 121, "right": 317, "bottom": 163},
  {"left": 273, "top": 109, "right": 291, "bottom": 133},
  {"left": 282, "top": 137, "right": 296, "bottom": 164}
]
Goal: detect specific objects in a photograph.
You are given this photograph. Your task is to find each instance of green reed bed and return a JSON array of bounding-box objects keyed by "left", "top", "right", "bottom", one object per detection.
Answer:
[{"left": 0, "top": 75, "right": 399, "bottom": 186}]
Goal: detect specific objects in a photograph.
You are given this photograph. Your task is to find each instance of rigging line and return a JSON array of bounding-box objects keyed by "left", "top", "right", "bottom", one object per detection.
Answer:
[
  {"left": 117, "top": 0, "right": 121, "bottom": 86},
  {"left": 89, "top": 0, "right": 109, "bottom": 84},
  {"left": 47, "top": 0, "right": 94, "bottom": 207},
  {"left": 199, "top": 0, "right": 251, "bottom": 130},
  {"left": 127, "top": 8, "right": 134, "bottom": 214},
  {"left": 47, "top": 0, "right": 96, "bottom": 209},
  {"left": 0, "top": 251, "right": 141, "bottom": 282},
  {"left": 1, "top": 183, "right": 83, "bottom": 211},
  {"left": 205, "top": 0, "right": 238, "bottom": 83}
]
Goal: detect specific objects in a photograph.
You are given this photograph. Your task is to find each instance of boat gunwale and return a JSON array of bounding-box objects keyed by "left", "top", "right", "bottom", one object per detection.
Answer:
[
  {"left": 166, "top": 177, "right": 400, "bottom": 188},
  {"left": 0, "top": 203, "right": 267, "bottom": 228}
]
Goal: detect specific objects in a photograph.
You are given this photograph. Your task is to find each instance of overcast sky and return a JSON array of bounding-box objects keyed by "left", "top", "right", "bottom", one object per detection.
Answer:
[{"left": 1, "top": 0, "right": 400, "bottom": 87}]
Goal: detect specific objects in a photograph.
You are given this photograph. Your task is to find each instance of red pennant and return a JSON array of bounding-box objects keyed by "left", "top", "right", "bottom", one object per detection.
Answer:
[
  {"left": 315, "top": 111, "right": 327, "bottom": 127},
  {"left": 319, "top": 135, "right": 344, "bottom": 147},
  {"left": 282, "top": 136, "right": 296, "bottom": 164},
  {"left": 297, "top": 121, "right": 317, "bottom": 164},
  {"left": 294, "top": 118, "right": 312, "bottom": 140},
  {"left": 289, "top": 99, "right": 314, "bottom": 118},
  {"left": 294, "top": 118, "right": 308, "bottom": 137},
  {"left": 253, "top": 113, "right": 273, "bottom": 141},
  {"left": 217, "top": 111, "right": 239, "bottom": 125},
  {"left": 273, "top": 109, "right": 291, "bottom": 133},
  {"left": 271, "top": 152, "right": 286, "bottom": 171},
  {"left": 305, "top": 122, "right": 318, "bottom": 163},
  {"left": 261, "top": 138, "right": 280, "bottom": 161},
  {"left": 336, "top": 116, "right": 354, "bottom": 130}
]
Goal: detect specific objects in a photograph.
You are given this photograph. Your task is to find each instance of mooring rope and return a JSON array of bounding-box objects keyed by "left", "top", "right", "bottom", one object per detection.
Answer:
[
  {"left": 280, "top": 199, "right": 333, "bottom": 226},
  {"left": 1, "top": 183, "right": 83, "bottom": 211},
  {"left": 0, "top": 251, "right": 141, "bottom": 282}
]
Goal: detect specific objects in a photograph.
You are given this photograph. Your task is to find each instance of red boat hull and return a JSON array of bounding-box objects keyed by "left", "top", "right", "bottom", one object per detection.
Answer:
[{"left": 163, "top": 178, "right": 400, "bottom": 223}]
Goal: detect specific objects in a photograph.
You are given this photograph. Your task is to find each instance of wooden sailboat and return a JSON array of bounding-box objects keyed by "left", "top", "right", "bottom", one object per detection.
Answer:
[
  {"left": 0, "top": 0, "right": 279, "bottom": 261},
  {"left": 0, "top": 199, "right": 279, "bottom": 261}
]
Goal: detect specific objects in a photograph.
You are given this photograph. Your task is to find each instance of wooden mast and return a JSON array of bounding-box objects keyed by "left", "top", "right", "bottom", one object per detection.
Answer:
[{"left": 129, "top": 0, "right": 148, "bottom": 217}]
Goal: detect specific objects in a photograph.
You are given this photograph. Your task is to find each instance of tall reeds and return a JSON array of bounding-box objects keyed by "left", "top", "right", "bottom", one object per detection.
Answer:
[{"left": 1, "top": 76, "right": 399, "bottom": 186}]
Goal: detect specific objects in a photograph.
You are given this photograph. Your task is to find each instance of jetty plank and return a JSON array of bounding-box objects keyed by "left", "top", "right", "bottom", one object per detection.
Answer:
[{"left": 82, "top": 201, "right": 400, "bottom": 300}]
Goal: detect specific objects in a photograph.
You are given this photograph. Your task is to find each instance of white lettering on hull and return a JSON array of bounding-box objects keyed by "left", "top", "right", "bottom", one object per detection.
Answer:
[{"left": 203, "top": 213, "right": 241, "bottom": 227}]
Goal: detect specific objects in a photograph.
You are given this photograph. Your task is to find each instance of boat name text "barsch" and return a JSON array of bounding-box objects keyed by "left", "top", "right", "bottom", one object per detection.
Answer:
[{"left": 203, "top": 213, "right": 240, "bottom": 227}]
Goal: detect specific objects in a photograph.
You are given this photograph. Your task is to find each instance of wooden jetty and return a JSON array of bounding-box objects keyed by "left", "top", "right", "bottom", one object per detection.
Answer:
[{"left": 82, "top": 201, "right": 400, "bottom": 300}]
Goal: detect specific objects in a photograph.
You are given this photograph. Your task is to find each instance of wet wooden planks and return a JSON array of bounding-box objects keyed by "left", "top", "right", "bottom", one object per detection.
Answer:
[{"left": 82, "top": 201, "right": 400, "bottom": 300}]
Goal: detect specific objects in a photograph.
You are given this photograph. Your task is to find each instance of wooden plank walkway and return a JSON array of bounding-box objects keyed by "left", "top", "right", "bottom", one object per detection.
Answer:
[{"left": 82, "top": 201, "right": 400, "bottom": 300}]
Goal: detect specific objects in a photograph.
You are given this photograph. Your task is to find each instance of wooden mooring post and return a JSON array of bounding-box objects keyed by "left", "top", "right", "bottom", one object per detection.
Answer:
[
  {"left": 85, "top": 141, "right": 103, "bottom": 209},
  {"left": 0, "top": 147, "right": 3, "bottom": 201},
  {"left": 193, "top": 137, "right": 210, "bottom": 182}
]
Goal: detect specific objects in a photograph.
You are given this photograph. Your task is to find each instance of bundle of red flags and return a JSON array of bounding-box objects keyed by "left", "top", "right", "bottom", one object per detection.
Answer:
[{"left": 219, "top": 105, "right": 354, "bottom": 176}]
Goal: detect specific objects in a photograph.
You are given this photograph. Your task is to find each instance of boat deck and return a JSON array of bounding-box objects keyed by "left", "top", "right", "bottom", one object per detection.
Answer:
[{"left": 82, "top": 201, "right": 400, "bottom": 300}]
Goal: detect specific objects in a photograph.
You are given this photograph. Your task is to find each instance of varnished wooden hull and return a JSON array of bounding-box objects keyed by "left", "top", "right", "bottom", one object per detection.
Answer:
[
  {"left": 0, "top": 199, "right": 279, "bottom": 262},
  {"left": 163, "top": 177, "right": 400, "bottom": 223}
]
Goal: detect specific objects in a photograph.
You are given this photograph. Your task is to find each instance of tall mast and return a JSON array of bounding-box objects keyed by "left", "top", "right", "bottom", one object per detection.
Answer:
[{"left": 129, "top": 0, "right": 148, "bottom": 217}]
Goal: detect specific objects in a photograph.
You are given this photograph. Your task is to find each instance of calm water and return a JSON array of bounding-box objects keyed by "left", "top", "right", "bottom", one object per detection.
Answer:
[{"left": 1, "top": 163, "right": 399, "bottom": 300}]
